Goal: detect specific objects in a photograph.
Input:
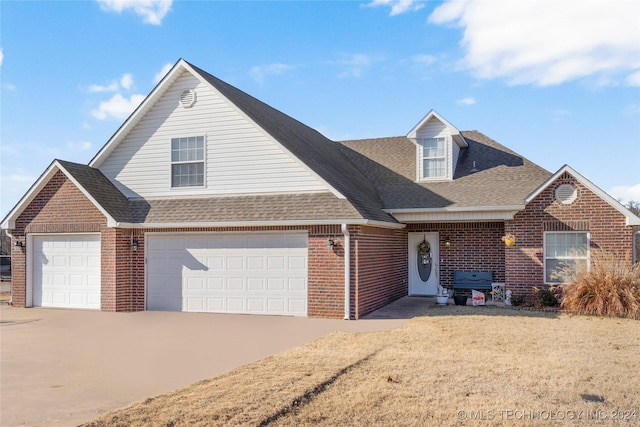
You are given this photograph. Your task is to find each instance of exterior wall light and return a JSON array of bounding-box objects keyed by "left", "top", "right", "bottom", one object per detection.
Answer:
[
  {"left": 444, "top": 237, "right": 451, "bottom": 247},
  {"left": 131, "top": 239, "right": 139, "bottom": 251},
  {"left": 327, "top": 239, "right": 336, "bottom": 248},
  {"left": 14, "top": 240, "right": 24, "bottom": 250}
]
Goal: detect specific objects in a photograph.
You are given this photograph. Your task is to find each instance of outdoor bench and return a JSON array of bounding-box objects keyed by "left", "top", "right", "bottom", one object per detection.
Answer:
[{"left": 453, "top": 270, "right": 493, "bottom": 291}]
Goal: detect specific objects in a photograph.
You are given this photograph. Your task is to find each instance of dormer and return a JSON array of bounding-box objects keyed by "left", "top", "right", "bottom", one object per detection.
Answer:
[{"left": 407, "top": 110, "right": 468, "bottom": 182}]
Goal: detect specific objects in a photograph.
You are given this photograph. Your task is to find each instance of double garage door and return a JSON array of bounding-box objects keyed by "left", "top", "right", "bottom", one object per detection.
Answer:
[
  {"left": 146, "top": 233, "right": 308, "bottom": 316},
  {"left": 32, "top": 234, "right": 101, "bottom": 309}
]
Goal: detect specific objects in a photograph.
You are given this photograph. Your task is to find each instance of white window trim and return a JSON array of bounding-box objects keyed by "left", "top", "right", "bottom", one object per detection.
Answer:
[
  {"left": 543, "top": 231, "right": 590, "bottom": 285},
  {"left": 170, "top": 135, "right": 207, "bottom": 189},
  {"left": 417, "top": 136, "right": 450, "bottom": 181}
]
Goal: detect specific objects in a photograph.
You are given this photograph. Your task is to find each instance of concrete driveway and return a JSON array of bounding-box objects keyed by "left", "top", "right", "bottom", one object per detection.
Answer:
[{"left": 0, "top": 303, "right": 415, "bottom": 427}]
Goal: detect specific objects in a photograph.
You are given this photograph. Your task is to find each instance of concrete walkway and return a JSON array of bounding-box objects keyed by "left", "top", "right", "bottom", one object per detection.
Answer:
[{"left": 0, "top": 300, "right": 425, "bottom": 427}]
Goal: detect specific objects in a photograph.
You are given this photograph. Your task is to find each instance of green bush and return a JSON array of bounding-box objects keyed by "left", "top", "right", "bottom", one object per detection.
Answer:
[{"left": 560, "top": 249, "right": 640, "bottom": 320}]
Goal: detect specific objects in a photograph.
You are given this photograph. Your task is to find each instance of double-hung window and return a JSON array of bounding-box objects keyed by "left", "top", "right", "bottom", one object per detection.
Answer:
[
  {"left": 544, "top": 232, "right": 589, "bottom": 284},
  {"left": 171, "top": 136, "right": 204, "bottom": 187},
  {"left": 419, "top": 137, "right": 446, "bottom": 179}
]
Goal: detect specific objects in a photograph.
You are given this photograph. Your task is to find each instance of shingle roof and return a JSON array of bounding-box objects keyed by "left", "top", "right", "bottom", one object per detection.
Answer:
[
  {"left": 56, "top": 160, "right": 131, "bottom": 222},
  {"left": 129, "top": 192, "right": 361, "bottom": 224},
  {"left": 187, "top": 62, "right": 396, "bottom": 225},
  {"left": 339, "top": 131, "right": 552, "bottom": 209}
]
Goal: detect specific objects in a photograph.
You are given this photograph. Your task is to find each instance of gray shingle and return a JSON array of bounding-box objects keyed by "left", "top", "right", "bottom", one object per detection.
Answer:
[
  {"left": 129, "top": 192, "right": 361, "bottom": 223},
  {"left": 339, "top": 131, "right": 552, "bottom": 209},
  {"left": 56, "top": 160, "right": 131, "bottom": 222}
]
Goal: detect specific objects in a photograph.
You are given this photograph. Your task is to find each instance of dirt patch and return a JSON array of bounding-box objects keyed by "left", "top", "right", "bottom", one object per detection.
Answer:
[{"left": 84, "top": 308, "right": 640, "bottom": 426}]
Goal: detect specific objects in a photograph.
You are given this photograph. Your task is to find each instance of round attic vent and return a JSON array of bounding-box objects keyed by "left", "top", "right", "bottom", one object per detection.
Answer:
[
  {"left": 179, "top": 89, "right": 196, "bottom": 108},
  {"left": 555, "top": 184, "right": 577, "bottom": 204}
]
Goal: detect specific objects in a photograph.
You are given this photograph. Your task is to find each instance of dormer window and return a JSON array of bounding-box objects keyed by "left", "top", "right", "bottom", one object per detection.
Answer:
[
  {"left": 419, "top": 137, "right": 447, "bottom": 179},
  {"left": 407, "top": 110, "right": 469, "bottom": 183}
]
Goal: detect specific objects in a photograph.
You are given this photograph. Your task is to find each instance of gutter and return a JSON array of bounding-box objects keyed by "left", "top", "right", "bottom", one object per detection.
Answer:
[{"left": 342, "top": 224, "right": 351, "bottom": 320}]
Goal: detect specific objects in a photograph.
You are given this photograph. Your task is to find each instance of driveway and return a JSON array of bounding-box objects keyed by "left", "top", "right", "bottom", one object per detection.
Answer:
[{"left": 0, "top": 302, "right": 416, "bottom": 427}]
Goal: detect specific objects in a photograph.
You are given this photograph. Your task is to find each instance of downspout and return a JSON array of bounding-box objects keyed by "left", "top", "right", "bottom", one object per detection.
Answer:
[
  {"left": 342, "top": 224, "right": 351, "bottom": 320},
  {"left": 633, "top": 230, "right": 640, "bottom": 269}
]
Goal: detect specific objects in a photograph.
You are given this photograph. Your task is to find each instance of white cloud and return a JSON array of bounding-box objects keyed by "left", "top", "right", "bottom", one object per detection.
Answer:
[
  {"left": 2, "top": 173, "right": 37, "bottom": 184},
  {"left": 0, "top": 48, "right": 3, "bottom": 66},
  {"left": 328, "top": 53, "right": 381, "bottom": 78},
  {"left": 428, "top": 1, "right": 640, "bottom": 87},
  {"left": 96, "top": 0, "right": 172, "bottom": 25},
  {"left": 120, "top": 73, "right": 134, "bottom": 90},
  {"left": 66, "top": 141, "right": 93, "bottom": 151},
  {"left": 88, "top": 82, "right": 120, "bottom": 93},
  {"left": 366, "top": 0, "right": 424, "bottom": 16},
  {"left": 88, "top": 73, "right": 134, "bottom": 93},
  {"left": 91, "top": 93, "right": 145, "bottom": 120},
  {"left": 249, "top": 63, "right": 293, "bottom": 83},
  {"left": 457, "top": 97, "right": 476, "bottom": 106},
  {"left": 609, "top": 183, "right": 640, "bottom": 204},
  {"left": 411, "top": 54, "right": 437, "bottom": 66},
  {"left": 626, "top": 70, "right": 640, "bottom": 87},
  {"left": 153, "top": 63, "right": 173, "bottom": 84}
]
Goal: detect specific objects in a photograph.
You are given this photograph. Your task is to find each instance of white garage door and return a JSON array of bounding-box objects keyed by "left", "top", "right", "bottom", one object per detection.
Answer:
[
  {"left": 146, "top": 233, "right": 308, "bottom": 316},
  {"left": 33, "top": 234, "right": 101, "bottom": 309}
]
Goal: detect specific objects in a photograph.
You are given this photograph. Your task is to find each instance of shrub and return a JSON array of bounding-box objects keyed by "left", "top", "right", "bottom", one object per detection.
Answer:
[
  {"left": 511, "top": 295, "right": 525, "bottom": 306},
  {"left": 560, "top": 249, "right": 640, "bottom": 320}
]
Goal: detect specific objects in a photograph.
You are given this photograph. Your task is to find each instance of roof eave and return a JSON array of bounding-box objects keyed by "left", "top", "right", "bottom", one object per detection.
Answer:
[
  {"left": 385, "top": 205, "right": 524, "bottom": 223},
  {"left": 1, "top": 160, "right": 118, "bottom": 230},
  {"left": 406, "top": 110, "right": 469, "bottom": 148},
  {"left": 525, "top": 164, "right": 640, "bottom": 226},
  {"left": 114, "top": 219, "right": 406, "bottom": 230}
]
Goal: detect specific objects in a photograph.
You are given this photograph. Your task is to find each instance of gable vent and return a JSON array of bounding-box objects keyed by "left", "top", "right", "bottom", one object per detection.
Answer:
[
  {"left": 179, "top": 89, "right": 196, "bottom": 108},
  {"left": 555, "top": 184, "right": 577, "bottom": 204}
]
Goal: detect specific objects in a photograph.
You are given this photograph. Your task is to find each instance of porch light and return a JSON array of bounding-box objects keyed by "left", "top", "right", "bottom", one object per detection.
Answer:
[
  {"left": 327, "top": 239, "right": 336, "bottom": 248},
  {"left": 131, "top": 239, "right": 139, "bottom": 251},
  {"left": 14, "top": 240, "right": 24, "bottom": 250},
  {"left": 444, "top": 237, "right": 451, "bottom": 247}
]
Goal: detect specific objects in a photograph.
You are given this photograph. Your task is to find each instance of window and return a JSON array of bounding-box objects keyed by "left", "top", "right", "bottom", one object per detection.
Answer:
[
  {"left": 171, "top": 136, "right": 204, "bottom": 187},
  {"left": 419, "top": 137, "right": 446, "bottom": 179},
  {"left": 544, "top": 232, "right": 589, "bottom": 284}
]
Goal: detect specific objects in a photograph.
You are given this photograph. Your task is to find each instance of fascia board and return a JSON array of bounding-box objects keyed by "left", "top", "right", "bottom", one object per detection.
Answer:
[
  {"left": 1, "top": 161, "right": 119, "bottom": 229},
  {"left": 406, "top": 110, "right": 469, "bottom": 148},
  {"left": 1, "top": 161, "right": 60, "bottom": 229},
  {"left": 384, "top": 205, "right": 525, "bottom": 214},
  {"left": 186, "top": 63, "right": 347, "bottom": 201},
  {"left": 89, "top": 59, "right": 186, "bottom": 168},
  {"left": 526, "top": 164, "right": 640, "bottom": 226},
  {"left": 114, "top": 219, "right": 405, "bottom": 230}
]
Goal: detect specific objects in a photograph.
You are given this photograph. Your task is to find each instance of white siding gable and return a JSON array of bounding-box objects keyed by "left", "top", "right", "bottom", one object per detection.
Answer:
[
  {"left": 415, "top": 117, "right": 454, "bottom": 181},
  {"left": 408, "top": 110, "right": 467, "bottom": 182},
  {"left": 99, "top": 71, "right": 328, "bottom": 198}
]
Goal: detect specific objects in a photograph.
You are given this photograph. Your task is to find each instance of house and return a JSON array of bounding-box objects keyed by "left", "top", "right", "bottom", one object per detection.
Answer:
[{"left": 2, "top": 59, "right": 639, "bottom": 319}]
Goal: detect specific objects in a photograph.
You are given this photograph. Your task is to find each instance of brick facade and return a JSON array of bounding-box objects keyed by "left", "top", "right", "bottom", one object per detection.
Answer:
[
  {"left": 505, "top": 172, "right": 636, "bottom": 295},
  {"left": 407, "top": 222, "right": 506, "bottom": 288},
  {"left": 9, "top": 170, "right": 635, "bottom": 317}
]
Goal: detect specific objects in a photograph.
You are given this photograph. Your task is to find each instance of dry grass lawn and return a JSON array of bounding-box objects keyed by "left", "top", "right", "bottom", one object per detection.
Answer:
[{"left": 85, "top": 307, "right": 640, "bottom": 426}]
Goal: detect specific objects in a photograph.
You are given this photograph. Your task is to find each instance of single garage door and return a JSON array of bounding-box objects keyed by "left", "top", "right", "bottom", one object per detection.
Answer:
[
  {"left": 146, "top": 233, "right": 308, "bottom": 316},
  {"left": 33, "top": 234, "right": 101, "bottom": 309}
]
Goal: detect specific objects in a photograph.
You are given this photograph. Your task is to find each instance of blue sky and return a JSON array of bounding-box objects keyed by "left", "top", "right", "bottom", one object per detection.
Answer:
[{"left": 1, "top": 0, "right": 639, "bottom": 217}]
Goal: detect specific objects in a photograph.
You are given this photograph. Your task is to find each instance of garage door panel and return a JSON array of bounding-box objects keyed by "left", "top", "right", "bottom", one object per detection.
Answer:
[
  {"left": 146, "top": 233, "right": 308, "bottom": 316},
  {"left": 32, "top": 234, "right": 102, "bottom": 310}
]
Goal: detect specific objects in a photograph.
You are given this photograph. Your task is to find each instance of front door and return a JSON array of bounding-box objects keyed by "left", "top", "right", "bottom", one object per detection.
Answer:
[{"left": 408, "top": 232, "right": 439, "bottom": 296}]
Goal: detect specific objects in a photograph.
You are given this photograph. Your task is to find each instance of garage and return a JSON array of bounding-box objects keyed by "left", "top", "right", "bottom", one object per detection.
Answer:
[
  {"left": 32, "top": 234, "right": 101, "bottom": 309},
  {"left": 146, "top": 232, "right": 308, "bottom": 316}
]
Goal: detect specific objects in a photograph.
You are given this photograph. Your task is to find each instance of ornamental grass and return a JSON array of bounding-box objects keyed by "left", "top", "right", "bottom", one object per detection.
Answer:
[{"left": 560, "top": 249, "right": 640, "bottom": 320}]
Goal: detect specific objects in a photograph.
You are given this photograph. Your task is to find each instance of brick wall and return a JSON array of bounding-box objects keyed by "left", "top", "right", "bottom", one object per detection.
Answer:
[
  {"left": 351, "top": 226, "right": 407, "bottom": 319},
  {"left": 10, "top": 171, "right": 108, "bottom": 308},
  {"left": 505, "top": 172, "right": 635, "bottom": 295},
  {"left": 407, "top": 222, "right": 506, "bottom": 288}
]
